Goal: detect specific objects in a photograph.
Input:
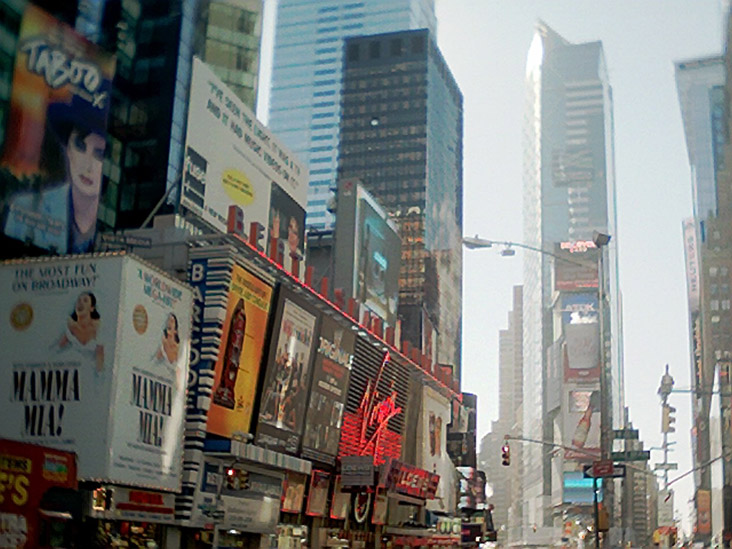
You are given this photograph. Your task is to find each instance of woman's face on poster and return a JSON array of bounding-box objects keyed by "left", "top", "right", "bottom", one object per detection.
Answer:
[
  {"left": 287, "top": 216, "right": 299, "bottom": 252},
  {"left": 166, "top": 314, "right": 177, "bottom": 336},
  {"left": 75, "top": 293, "right": 94, "bottom": 317},
  {"left": 67, "top": 129, "right": 105, "bottom": 198}
]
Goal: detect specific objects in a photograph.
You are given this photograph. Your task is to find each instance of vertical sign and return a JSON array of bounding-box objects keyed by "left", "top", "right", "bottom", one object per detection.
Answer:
[
  {"left": 208, "top": 265, "right": 273, "bottom": 437},
  {"left": 1, "top": 5, "right": 115, "bottom": 254},
  {"left": 256, "top": 289, "right": 318, "bottom": 454}
]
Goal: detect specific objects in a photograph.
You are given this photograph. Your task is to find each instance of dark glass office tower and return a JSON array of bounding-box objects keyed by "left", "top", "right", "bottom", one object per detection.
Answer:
[{"left": 338, "top": 29, "right": 463, "bottom": 377}]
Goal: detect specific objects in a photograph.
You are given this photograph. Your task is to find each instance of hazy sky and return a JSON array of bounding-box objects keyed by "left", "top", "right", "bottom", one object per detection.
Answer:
[
  {"left": 434, "top": 0, "right": 725, "bottom": 529},
  {"left": 258, "top": 0, "right": 727, "bottom": 531}
]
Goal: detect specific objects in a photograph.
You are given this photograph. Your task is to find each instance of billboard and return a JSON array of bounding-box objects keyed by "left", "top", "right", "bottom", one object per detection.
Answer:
[
  {"left": 419, "top": 386, "right": 453, "bottom": 511},
  {"left": 0, "top": 5, "right": 115, "bottom": 254},
  {"left": 563, "top": 388, "right": 601, "bottom": 460},
  {"left": 0, "top": 439, "right": 77, "bottom": 549},
  {"left": 683, "top": 218, "right": 700, "bottom": 313},
  {"left": 301, "top": 316, "right": 355, "bottom": 464},
  {"left": 563, "top": 321, "right": 600, "bottom": 382},
  {"left": 181, "top": 58, "right": 306, "bottom": 270},
  {"left": 255, "top": 288, "right": 319, "bottom": 454},
  {"left": 0, "top": 255, "right": 191, "bottom": 491},
  {"left": 190, "top": 458, "right": 283, "bottom": 533},
  {"left": 333, "top": 180, "right": 401, "bottom": 327},
  {"left": 208, "top": 265, "right": 273, "bottom": 438},
  {"left": 305, "top": 470, "right": 331, "bottom": 517},
  {"left": 554, "top": 244, "right": 598, "bottom": 291},
  {"left": 338, "top": 341, "right": 409, "bottom": 465}
]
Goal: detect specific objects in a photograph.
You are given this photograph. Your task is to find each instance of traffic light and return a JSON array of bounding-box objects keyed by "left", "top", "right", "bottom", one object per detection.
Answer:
[
  {"left": 225, "top": 467, "right": 237, "bottom": 489},
  {"left": 662, "top": 404, "right": 676, "bottom": 433},
  {"left": 501, "top": 442, "right": 511, "bottom": 466}
]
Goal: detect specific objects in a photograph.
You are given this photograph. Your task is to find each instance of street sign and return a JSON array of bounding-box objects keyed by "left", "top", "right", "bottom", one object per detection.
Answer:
[
  {"left": 583, "top": 463, "right": 626, "bottom": 479},
  {"left": 654, "top": 463, "right": 679, "bottom": 471},
  {"left": 613, "top": 429, "right": 639, "bottom": 440},
  {"left": 611, "top": 450, "right": 650, "bottom": 462}
]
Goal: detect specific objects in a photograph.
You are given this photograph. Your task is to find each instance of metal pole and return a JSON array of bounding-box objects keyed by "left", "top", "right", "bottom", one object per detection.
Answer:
[
  {"left": 594, "top": 475, "right": 601, "bottom": 549},
  {"left": 598, "top": 245, "right": 608, "bottom": 461}
]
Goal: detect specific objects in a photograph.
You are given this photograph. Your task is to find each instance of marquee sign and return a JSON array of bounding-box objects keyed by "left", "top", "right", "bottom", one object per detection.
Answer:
[{"left": 379, "top": 458, "right": 439, "bottom": 500}]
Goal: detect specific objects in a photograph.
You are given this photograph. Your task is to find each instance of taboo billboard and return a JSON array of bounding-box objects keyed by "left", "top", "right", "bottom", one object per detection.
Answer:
[
  {"left": 255, "top": 288, "right": 319, "bottom": 454},
  {"left": 181, "top": 58, "right": 306, "bottom": 272},
  {"left": 0, "top": 5, "right": 115, "bottom": 254},
  {"left": 208, "top": 265, "right": 273, "bottom": 438},
  {"left": 301, "top": 316, "right": 354, "bottom": 464},
  {"left": 0, "top": 255, "right": 191, "bottom": 491}
]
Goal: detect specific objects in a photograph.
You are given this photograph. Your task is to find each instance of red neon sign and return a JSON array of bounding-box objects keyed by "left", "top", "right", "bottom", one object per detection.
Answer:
[{"left": 339, "top": 351, "right": 403, "bottom": 464}]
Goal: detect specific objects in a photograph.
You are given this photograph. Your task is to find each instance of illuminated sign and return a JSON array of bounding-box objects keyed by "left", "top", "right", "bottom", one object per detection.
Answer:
[
  {"left": 379, "top": 458, "right": 439, "bottom": 500},
  {"left": 559, "top": 241, "right": 597, "bottom": 253}
]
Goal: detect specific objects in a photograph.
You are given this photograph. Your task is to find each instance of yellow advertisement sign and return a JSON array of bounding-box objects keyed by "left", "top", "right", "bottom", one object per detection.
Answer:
[{"left": 208, "top": 265, "right": 272, "bottom": 437}]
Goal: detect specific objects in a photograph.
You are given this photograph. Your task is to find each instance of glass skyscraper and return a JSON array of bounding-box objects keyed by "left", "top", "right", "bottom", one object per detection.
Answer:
[
  {"left": 522, "top": 22, "right": 622, "bottom": 539},
  {"left": 268, "top": 0, "right": 436, "bottom": 230},
  {"left": 338, "top": 28, "right": 463, "bottom": 376}
]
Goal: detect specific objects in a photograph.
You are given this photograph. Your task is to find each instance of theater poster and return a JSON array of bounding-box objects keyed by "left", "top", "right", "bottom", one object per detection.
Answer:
[{"left": 1, "top": 4, "right": 115, "bottom": 254}]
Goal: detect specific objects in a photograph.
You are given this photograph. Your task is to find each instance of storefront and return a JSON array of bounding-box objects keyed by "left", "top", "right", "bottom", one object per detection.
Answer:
[
  {"left": 0, "top": 439, "right": 79, "bottom": 549},
  {"left": 83, "top": 485, "right": 177, "bottom": 548}
]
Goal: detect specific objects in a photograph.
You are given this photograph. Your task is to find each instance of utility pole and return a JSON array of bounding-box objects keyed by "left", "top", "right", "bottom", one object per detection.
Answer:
[{"left": 656, "top": 365, "right": 678, "bottom": 548}]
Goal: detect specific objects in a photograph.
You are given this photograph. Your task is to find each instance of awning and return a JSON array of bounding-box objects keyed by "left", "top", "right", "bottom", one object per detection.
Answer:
[
  {"left": 39, "top": 509, "right": 73, "bottom": 520},
  {"left": 203, "top": 439, "right": 311, "bottom": 475}
]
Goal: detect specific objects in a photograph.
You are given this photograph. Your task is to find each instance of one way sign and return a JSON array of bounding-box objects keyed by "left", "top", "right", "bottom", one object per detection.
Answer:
[{"left": 583, "top": 462, "right": 626, "bottom": 479}]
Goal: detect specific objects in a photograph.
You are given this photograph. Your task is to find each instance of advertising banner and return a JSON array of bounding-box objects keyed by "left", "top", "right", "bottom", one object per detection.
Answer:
[
  {"left": 181, "top": 58, "right": 306, "bottom": 267},
  {"left": 208, "top": 265, "right": 273, "bottom": 437},
  {"left": 109, "top": 258, "right": 192, "bottom": 490},
  {"left": 697, "top": 489, "right": 711, "bottom": 535},
  {"left": 419, "top": 386, "right": 454, "bottom": 511},
  {"left": 683, "top": 218, "right": 700, "bottom": 313},
  {"left": 564, "top": 388, "right": 601, "bottom": 460},
  {"left": 281, "top": 472, "right": 307, "bottom": 514},
  {"left": 0, "top": 257, "right": 123, "bottom": 478},
  {"left": 554, "top": 244, "right": 598, "bottom": 291},
  {"left": 330, "top": 475, "right": 349, "bottom": 519},
  {"left": 0, "top": 4, "right": 115, "bottom": 254},
  {"left": 301, "top": 316, "right": 354, "bottom": 464},
  {"left": 305, "top": 470, "right": 330, "bottom": 517},
  {"left": 90, "top": 486, "right": 176, "bottom": 524},
  {"left": 191, "top": 459, "right": 283, "bottom": 533},
  {"left": 334, "top": 180, "right": 400, "bottom": 327},
  {"left": 563, "top": 321, "right": 600, "bottom": 382},
  {"left": 256, "top": 289, "right": 318, "bottom": 454},
  {"left": 0, "top": 255, "right": 191, "bottom": 491},
  {"left": 457, "top": 467, "right": 484, "bottom": 509},
  {"left": 0, "top": 439, "right": 77, "bottom": 549},
  {"left": 338, "top": 341, "right": 409, "bottom": 465}
]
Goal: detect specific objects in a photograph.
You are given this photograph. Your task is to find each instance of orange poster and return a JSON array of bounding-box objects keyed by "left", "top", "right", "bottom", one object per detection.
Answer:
[{"left": 207, "top": 265, "right": 273, "bottom": 437}]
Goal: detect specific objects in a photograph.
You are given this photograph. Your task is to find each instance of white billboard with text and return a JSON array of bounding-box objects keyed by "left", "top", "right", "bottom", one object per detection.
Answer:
[{"left": 0, "top": 254, "right": 191, "bottom": 491}]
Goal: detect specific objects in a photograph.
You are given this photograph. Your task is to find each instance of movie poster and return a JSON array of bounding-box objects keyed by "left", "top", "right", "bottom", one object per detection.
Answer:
[
  {"left": 256, "top": 290, "right": 318, "bottom": 454},
  {"left": 301, "top": 316, "right": 354, "bottom": 464},
  {"left": 305, "top": 470, "right": 330, "bottom": 517},
  {"left": 0, "top": 4, "right": 115, "bottom": 254},
  {"left": 208, "top": 265, "right": 273, "bottom": 437}
]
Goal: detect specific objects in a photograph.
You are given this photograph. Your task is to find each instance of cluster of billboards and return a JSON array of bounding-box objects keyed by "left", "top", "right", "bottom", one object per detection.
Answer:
[{"left": 0, "top": 255, "right": 192, "bottom": 492}]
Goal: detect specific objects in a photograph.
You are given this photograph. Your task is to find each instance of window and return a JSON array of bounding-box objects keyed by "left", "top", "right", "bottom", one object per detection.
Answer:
[
  {"left": 710, "top": 267, "right": 718, "bottom": 277},
  {"left": 411, "top": 35, "right": 426, "bottom": 54},
  {"left": 391, "top": 38, "right": 403, "bottom": 56},
  {"left": 348, "top": 43, "right": 360, "bottom": 62},
  {"left": 369, "top": 41, "right": 381, "bottom": 59}
]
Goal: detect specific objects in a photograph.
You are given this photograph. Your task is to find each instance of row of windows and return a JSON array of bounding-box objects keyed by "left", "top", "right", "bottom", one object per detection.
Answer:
[
  {"left": 710, "top": 266, "right": 730, "bottom": 278},
  {"left": 344, "top": 72, "right": 426, "bottom": 91},
  {"left": 347, "top": 35, "right": 426, "bottom": 63},
  {"left": 342, "top": 98, "right": 427, "bottom": 116}
]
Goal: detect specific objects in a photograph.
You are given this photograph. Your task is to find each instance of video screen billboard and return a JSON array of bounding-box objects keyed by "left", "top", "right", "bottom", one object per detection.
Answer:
[
  {"left": 301, "top": 316, "right": 354, "bottom": 464},
  {"left": 0, "top": 5, "right": 115, "bottom": 254},
  {"left": 208, "top": 265, "right": 273, "bottom": 438},
  {"left": 181, "top": 59, "right": 306, "bottom": 263},
  {"left": 334, "top": 180, "right": 400, "bottom": 327},
  {"left": 0, "top": 256, "right": 191, "bottom": 491},
  {"left": 554, "top": 244, "right": 598, "bottom": 292},
  {"left": 255, "top": 288, "right": 318, "bottom": 454},
  {"left": 563, "top": 388, "right": 601, "bottom": 461}
]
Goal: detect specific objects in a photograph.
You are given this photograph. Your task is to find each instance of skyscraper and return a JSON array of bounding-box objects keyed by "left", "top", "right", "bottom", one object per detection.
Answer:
[
  {"left": 522, "top": 22, "right": 622, "bottom": 540},
  {"left": 268, "top": 0, "right": 436, "bottom": 230},
  {"left": 676, "top": 55, "right": 728, "bottom": 544},
  {"left": 337, "top": 28, "right": 463, "bottom": 375}
]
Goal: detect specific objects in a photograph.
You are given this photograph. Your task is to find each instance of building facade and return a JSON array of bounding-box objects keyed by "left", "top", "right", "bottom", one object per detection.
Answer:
[
  {"left": 675, "top": 55, "right": 728, "bottom": 545},
  {"left": 337, "top": 28, "right": 463, "bottom": 375},
  {"left": 522, "top": 22, "right": 622, "bottom": 541},
  {"left": 268, "top": 0, "right": 436, "bottom": 230}
]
